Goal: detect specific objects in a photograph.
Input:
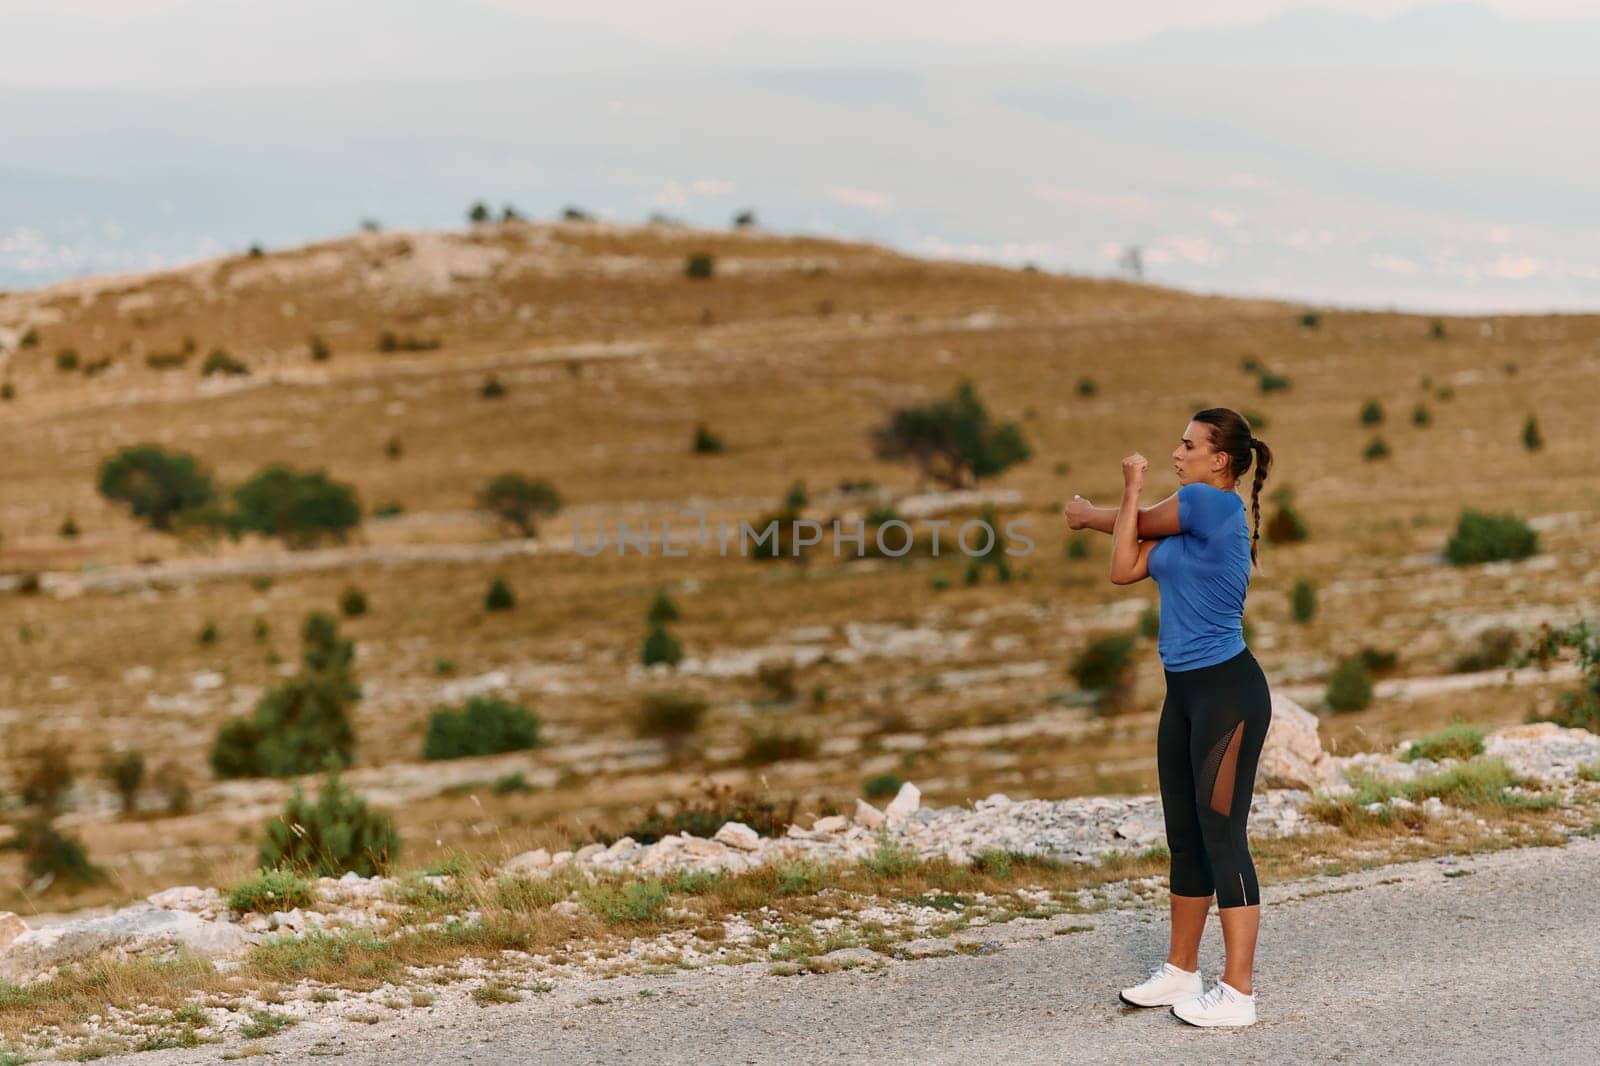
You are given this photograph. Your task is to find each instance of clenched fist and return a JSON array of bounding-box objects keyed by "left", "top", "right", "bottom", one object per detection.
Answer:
[
  {"left": 1063, "top": 494, "right": 1093, "bottom": 530},
  {"left": 1121, "top": 452, "right": 1148, "bottom": 491}
]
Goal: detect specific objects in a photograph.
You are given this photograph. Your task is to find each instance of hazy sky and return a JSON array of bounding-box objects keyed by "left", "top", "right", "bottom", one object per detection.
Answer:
[{"left": 8, "top": 0, "right": 1600, "bottom": 57}]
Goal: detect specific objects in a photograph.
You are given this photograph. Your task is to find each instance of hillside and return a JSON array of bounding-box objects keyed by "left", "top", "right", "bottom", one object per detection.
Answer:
[{"left": 0, "top": 220, "right": 1595, "bottom": 917}]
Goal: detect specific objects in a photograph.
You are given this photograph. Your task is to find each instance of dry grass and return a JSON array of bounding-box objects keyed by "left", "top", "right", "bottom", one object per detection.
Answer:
[{"left": 0, "top": 221, "right": 1596, "bottom": 916}]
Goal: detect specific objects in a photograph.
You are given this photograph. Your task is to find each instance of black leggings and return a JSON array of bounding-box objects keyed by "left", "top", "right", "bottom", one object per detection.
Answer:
[{"left": 1156, "top": 647, "right": 1273, "bottom": 909}]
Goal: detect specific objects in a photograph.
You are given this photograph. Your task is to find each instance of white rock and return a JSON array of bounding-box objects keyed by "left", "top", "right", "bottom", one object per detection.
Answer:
[
  {"left": 975, "top": 793, "right": 1012, "bottom": 812},
  {"left": 0, "top": 906, "right": 252, "bottom": 981},
  {"left": 0, "top": 912, "right": 27, "bottom": 953},
  {"left": 886, "top": 782, "right": 921, "bottom": 820},
  {"left": 552, "top": 900, "right": 583, "bottom": 919},
  {"left": 1258, "top": 692, "right": 1343, "bottom": 790},
  {"left": 713, "top": 822, "right": 762, "bottom": 851},
  {"left": 606, "top": 837, "right": 637, "bottom": 855},
  {"left": 854, "top": 798, "right": 886, "bottom": 830},
  {"left": 574, "top": 843, "right": 605, "bottom": 864},
  {"left": 812, "top": 816, "right": 848, "bottom": 834},
  {"left": 505, "top": 848, "right": 552, "bottom": 875},
  {"left": 680, "top": 836, "right": 727, "bottom": 859},
  {"left": 786, "top": 825, "right": 816, "bottom": 840}
]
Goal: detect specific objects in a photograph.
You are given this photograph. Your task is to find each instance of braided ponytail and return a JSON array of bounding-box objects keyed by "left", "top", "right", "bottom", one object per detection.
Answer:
[{"left": 1247, "top": 437, "right": 1274, "bottom": 569}]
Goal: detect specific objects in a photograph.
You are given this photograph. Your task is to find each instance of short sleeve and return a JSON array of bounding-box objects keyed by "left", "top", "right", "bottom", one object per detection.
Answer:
[{"left": 1178, "top": 483, "right": 1238, "bottom": 541}]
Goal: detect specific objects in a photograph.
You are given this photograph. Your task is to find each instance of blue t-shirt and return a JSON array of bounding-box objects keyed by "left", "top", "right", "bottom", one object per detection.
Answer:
[{"left": 1147, "top": 482, "right": 1251, "bottom": 671}]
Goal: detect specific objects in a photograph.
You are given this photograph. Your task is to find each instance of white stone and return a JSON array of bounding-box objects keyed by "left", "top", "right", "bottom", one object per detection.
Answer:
[
  {"left": 1258, "top": 692, "right": 1343, "bottom": 790},
  {"left": 812, "top": 816, "right": 848, "bottom": 834},
  {"left": 574, "top": 843, "right": 605, "bottom": 864},
  {"left": 0, "top": 912, "right": 26, "bottom": 953},
  {"left": 0, "top": 905, "right": 252, "bottom": 981},
  {"left": 504, "top": 848, "right": 552, "bottom": 875},
  {"left": 886, "top": 782, "right": 921, "bottom": 820},
  {"left": 713, "top": 822, "right": 762, "bottom": 851},
  {"left": 854, "top": 798, "right": 886, "bottom": 830},
  {"left": 975, "top": 793, "right": 1012, "bottom": 812}
]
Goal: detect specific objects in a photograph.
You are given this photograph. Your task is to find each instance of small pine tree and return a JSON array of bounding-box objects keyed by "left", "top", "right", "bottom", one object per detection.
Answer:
[
  {"left": 1412, "top": 404, "right": 1432, "bottom": 427},
  {"left": 1067, "top": 534, "right": 1090, "bottom": 559},
  {"left": 1359, "top": 400, "right": 1383, "bottom": 425},
  {"left": 199, "top": 620, "right": 219, "bottom": 645},
  {"left": 258, "top": 772, "right": 399, "bottom": 877},
  {"left": 422, "top": 696, "right": 541, "bottom": 760},
  {"left": 642, "top": 623, "right": 684, "bottom": 667},
  {"left": 685, "top": 253, "right": 715, "bottom": 280},
  {"left": 783, "top": 480, "right": 808, "bottom": 513},
  {"left": 339, "top": 586, "right": 368, "bottom": 617},
  {"left": 1325, "top": 655, "right": 1373, "bottom": 711},
  {"left": 1430, "top": 318, "right": 1446, "bottom": 340},
  {"left": 1076, "top": 377, "right": 1098, "bottom": 397},
  {"left": 485, "top": 576, "right": 516, "bottom": 611},
  {"left": 1299, "top": 310, "right": 1320, "bottom": 329},
  {"left": 647, "top": 587, "right": 680, "bottom": 626},
  {"left": 102, "top": 751, "right": 145, "bottom": 815},
  {"left": 692, "top": 422, "right": 724, "bottom": 454},
  {"left": 467, "top": 201, "right": 491, "bottom": 224},
  {"left": 1522, "top": 414, "right": 1543, "bottom": 451},
  {"left": 309, "top": 335, "right": 332, "bottom": 361},
  {"left": 480, "top": 375, "right": 506, "bottom": 399},
  {"left": 1363, "top": 437, "right": 1390, "bottom": 461},
  {"left": 1290, "top": 579, "right": 1316, "bottom": 623}
]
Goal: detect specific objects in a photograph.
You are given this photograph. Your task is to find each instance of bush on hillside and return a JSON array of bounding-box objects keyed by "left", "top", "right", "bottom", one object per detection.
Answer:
[
  {"left": 1401, "top": 723, "right": 1485, "bottom": 763},
  {"left": 641, "top": 623, "right": 683, "bottom": 666},
  {"left": 1445, "top": 510, "right": 1537, "bottom": 566},
  {"left": 1452, "top": 626, "right": 1518, "bottom": 673},
  {"left": 479, "top": 473, "right": 562, "bottom": 537},
  {"left": 0, "top": 819, "right": 105, "bottom": 890},
  {"left": 685, "top": 253, "right": 714, "bottom": 279},
  {"left": 202, "top": 348, "right": 249, "bottom": 376},
  {"left": 633, "top": 690, "right": 708, "bottom": 754},
  {"left": 870, "top": 378, "right": 1031, "bottom": 490},
  {"left": 232, "top": 465, "right": 362, "bottom": 548},
  {"left": 1070, "top": 633, "right": 1138, "bottom": 712},
  {"left": 210, "top": 613, "right": 360, "bottom": 779},
  {"left": 422, "top": 696, "right": 542, "bottom": 761},
  {"left": 605, "top": 782, "right": 798, "bottom": 845},
  {"left": 484, "top": 576, "right": 516, "bottom": 611},
  {"left": 258, "top": 772, "right": 400, "bottom": 878},
  {"left": 1325, "top": 655, "right": 1374, "bottom": 711},
  {"left": 97, "top": 444, "right": 220, "bottom": 531},
  {"left": 692, "top": 422, "right": 724, "bottom": 454},
  {"left": 1290, "top": 579, "right": 1316, "bottom": 623},
  {"left": 102, "top": 750, "right": 145, "bottom": 815}
]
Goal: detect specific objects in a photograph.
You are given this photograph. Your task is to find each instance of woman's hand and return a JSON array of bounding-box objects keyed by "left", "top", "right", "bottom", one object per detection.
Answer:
[
  {"left": 1121, "top": 452, "right": 1148, "bottom": 492},
  {"left": 1063, "top": 494, "right": 1093, "bottom": 530}
]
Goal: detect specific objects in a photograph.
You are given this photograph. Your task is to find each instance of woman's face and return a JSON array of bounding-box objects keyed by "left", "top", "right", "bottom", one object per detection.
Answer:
[{"left": 1172, "top": 420, "right": 1222, "bottom": 485}]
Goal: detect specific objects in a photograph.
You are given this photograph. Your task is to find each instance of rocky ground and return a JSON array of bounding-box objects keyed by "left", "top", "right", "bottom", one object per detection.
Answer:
[{"left": 2, "top": 699, "right": 1598, "bottom": 1060}]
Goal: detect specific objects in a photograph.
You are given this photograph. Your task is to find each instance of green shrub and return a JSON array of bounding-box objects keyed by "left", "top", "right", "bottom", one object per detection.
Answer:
[
  {"left": 971, "top": 848, "right": 1014, "bottom": 878},
  {"left": 646, "top": 587, "right": 680, "bottom": 625},
  {"left": 1437, "top": 386, "right": 1455, "bottom": 401},
  {"left": 58, "top": 515, "right": 79, "bottom": 538},
  {"left": 484, "top": 576, "right": 516, "bottom": 611},
  {"left": 1445, "top": 510, "right": 1537, "bottom": 565},
  {"left": 685, "top": 253, "right": 714, "bottom": 279},
  {"left": 102, "top": 750, "right": 145, "bottom": 815},
  {"left": 339, "top": 586, "right": 368, "bottom": 617},
  {"left": 201, "top": 348, "right": 248, "bottom": 376},
  {"left": 210, "top": 612, "right": 360, "bottom": 779},
  {"left": 1362, "top": 437, "right": 1390, "bottom": 460},
  {"left": 1412, "top": 404, "right": 1432, "bottom": 427},
  {"left": 1401, "top": 722, "right": 1485, "bottom": 763},
  {"left": 199, "top": 620, "right": 219, "bottom": 645},
  {"left": 376, "top": 331, "right": 441, "bottom": 353},
  {"left": 1325, "top": 655, "right": 1374, "bottom": 711},
  {"left": 1076, "top": 377, "right": 1098, "bottom": 397},
  {"left": 97, "top": 444, "right": 220, "bottom": 531},
  {"left": 863, "top": 773, "right": 903, "bottom": 799},
  {"left": 862, "top": 832, "right": 917, "bottom": 877},
  {"left": 422, "top": 696, "right": 541, "bottom": 760},
  {"left": 227, "top": 867, "right": 315, "bottom": 914},
  {"left": 1359, "top": 646, "right": 1399, "bottom": 674},
  {"left": 1522, "top": 414, "right": 1543, "bottom": 451},
  {"left": 19, "top": 326, "right": 39, "bottom": 348},
  {"left": 1299, "top": 311, "right": 1320, "bottom": 329},
  {"left": 870, "top": 378, "right": 1030, "bottom": 491},
  {"left": 232, "top": 465, "right": 361, "bottom": 548},
  {"left": 148, "top": 350, "right": 191, "bottom": 369},
  {"left": 384, "top": 437, "right": 402, "bottom": 459},
  {"left": 741, "top": 730, "right": 817, "bottom": 766},
  {"left": 1359, "top": 400, "right": 1383, "bottom": 425},
  {"left": 692, "top": 423, "right": 724, "bottom": 454},
  {"left": 21, "top": 741, "right": 74, "bottom": 814},
  {"left": 479, "top": 473, "right": 562, "bottom": 537},
  {"left": 480, "top": 375, "right": 506, "bottom": 398},
  {"left": 258, "top": 772, "right": 399, "bottom": 877},
  {"left": 1523, "top": 621, "right": 1600, "bottom": 733},
  {"left": 1430, "top": 318, "right": 1446, "bottom": 340},
  {"left": 55, "top": 348, "right": 79, "bottom": 371},
  {"left": 1070, "top": 633, "right": 1136, "bottom": 692},
  {"left": 0, "top": 818, "right": 105, "bottom": 889},
  {"left": 467, "top": 201, "right": 491, "bottom": 224},
  {"left": 1258, "top": 370, "right": 1291, "bottom": 392},
  {"left": 309, "top": 335, "right": 331, "bottom": 361},
  {"left": 640, "top": 623, "right": 681, "bottom": 666},
  {"left": 1066, "top": 534, "right": 1089, "bottom": 559},
  {"left": 756, "top": 660, "right": 798, "bottom": 702},
  {"left": 1290, "top": 579, "right": 1316, "bottom": 623},
  {"left": 582, "top": 879, "right": 669, "bottom": 925}
]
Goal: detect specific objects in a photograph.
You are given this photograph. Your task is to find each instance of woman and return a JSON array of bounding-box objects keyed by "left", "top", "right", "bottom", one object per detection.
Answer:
[{"left": 1062, "top": 408, "right": 1274, "bottom": 1028}]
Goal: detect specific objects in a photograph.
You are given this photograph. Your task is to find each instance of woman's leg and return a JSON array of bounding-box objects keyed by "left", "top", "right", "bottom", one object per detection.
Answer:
[
  {"left": 1189, "top": 650, "right": 1273, "bottom": 992},
  {"left": 1156, "top": 676, "right": 1214, "bottom": 968}
]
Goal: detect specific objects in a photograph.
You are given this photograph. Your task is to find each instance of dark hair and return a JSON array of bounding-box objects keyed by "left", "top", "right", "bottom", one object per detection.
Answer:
[{"left": 1193, "top": 408, "right": 1273, "bottom": 568}]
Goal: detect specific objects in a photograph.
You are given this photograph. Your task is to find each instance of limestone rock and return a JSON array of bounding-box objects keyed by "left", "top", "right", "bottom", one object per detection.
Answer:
[
  {"left": 885, "top": 781, "right": 921, "bottom": 821},
  {"left": 812, "top": 815, "right": 848, "bottom": 834},
  {"left": 505, "top": 848, "right": 552, "bottom": 876},
  {"left": 0, "top": 905, "right": 252, "bottom": 982},
  {"left": 854, "top": 798, "right": 886, "bottom": 830},
  {"left": 713, "top": 822, "right": 761, "bottom": 851},
  {"left": 1257, "top": 692, "right": 1342, "bottom": 791},
  {"left": 0, "top": 913, "right": 26, "bottom": 953},
  {"left": 975, "top": 793, "right": 1012, "bottom": 812}
]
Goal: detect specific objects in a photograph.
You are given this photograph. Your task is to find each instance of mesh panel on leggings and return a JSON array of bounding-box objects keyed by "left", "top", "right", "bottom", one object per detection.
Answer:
[{"left": 1199, "top": 722, "right": 1245, "bottom": 818}]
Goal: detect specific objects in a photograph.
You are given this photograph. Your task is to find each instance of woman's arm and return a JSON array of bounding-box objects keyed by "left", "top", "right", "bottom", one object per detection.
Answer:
[
  {"left": 1110, "top": 454, "right": 1152, "bottom": 584},
  {"left": 1065, "top": 491, "right": 1180, "bottom": 537}
]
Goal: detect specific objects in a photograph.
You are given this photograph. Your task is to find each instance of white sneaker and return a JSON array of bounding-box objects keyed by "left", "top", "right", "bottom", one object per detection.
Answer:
[
  {"left": 1171, "top": 979, "right": 1257, "bottom": 1027},
  {"left": 1119, "top": 962, "right": 1203, "bottom": 1007}
]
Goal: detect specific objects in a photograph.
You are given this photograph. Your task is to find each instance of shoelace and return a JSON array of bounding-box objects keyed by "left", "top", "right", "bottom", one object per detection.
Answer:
[{"left": 1192, "top": 983, "right": 1230, "bottom": 1013}]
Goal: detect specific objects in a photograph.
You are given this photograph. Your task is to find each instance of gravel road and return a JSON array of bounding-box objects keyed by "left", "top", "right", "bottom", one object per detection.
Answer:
[{"left": 121, "top": 836, "right": 1600, "bottom": 1065}]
